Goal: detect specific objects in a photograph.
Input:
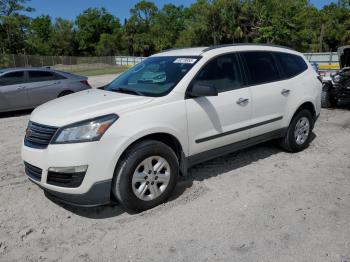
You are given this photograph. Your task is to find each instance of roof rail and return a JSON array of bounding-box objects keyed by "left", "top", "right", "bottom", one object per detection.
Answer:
[
  {"left": 157, "top": 46, "right": 207, "bottom": 54},
  {"left": 202, "top": 43, "right": 293, "bottom": 53},
  {"left": 157, "top": 47, "right": 191, "bottom": 53}
]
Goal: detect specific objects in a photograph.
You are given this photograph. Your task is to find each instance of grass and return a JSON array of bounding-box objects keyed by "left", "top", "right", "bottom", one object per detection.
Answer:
[{"left": 68, "top": 66, "right": 129, "bottom": 76}]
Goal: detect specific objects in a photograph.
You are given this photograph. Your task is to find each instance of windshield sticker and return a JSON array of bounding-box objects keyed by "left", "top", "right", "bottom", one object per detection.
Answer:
[
  {"left": 173, "top": 58, "right": 197, "bottom": 64},
  {"left": 133, "top": 63, "right": 145, "bottom": 73}
]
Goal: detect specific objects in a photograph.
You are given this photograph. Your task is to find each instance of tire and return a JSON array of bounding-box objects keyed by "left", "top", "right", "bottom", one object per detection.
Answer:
[
  {"left": 112, "top": 140, "right": 179, "bottom": 212},
  {"left": 58, "top": 90, "right": 74, "bottom": 97},
  {"left": 321, "top": 84, "right": 337, "bottom": 108},
  {"left": 279, "top": 109, "right": 314, "bottom": 153}
]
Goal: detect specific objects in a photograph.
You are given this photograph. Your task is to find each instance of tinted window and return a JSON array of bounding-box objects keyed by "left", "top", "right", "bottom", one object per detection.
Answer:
[
  {"left": 0, "top": 71, "right": 24, "bottom": 86},
  {"left": 242, "top": 52, "right": 280, "bottom": 85},
  {"left": 193, "top": 54, "right": 243, "bottom": 93},
  {"left": 28, "top": 71, "right": 60, "bottom": 82},
  {"left": 276, "top": 53, "right": 308, "bottom": 78}
]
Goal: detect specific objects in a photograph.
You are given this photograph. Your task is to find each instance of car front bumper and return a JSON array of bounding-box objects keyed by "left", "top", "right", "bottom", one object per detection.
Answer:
[
  {"left": 30, "top": 178, "right": 113, "bottom": 207},
  {"left": 21, "top": 138, "right": 125, "bottom": 207}
]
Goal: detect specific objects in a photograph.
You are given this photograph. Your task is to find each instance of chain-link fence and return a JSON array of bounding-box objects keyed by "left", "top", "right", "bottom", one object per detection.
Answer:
[
  {"left": 0, "top": 52, "right": 341, "bottom": 74},
  {"left": 0, "top": 54, "right": 145, "bottom": 74}
]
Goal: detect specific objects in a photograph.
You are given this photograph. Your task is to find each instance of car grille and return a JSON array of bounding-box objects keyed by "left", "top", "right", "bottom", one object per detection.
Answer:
[
  {"left": 24, "top": 162, "right": 42, "bottom": 181},
  {"left": 47, "top": 171, "right": 86, "bottom": 188},
  {"left": 24, "top": 121, "right": 58, "bottom": 149}
]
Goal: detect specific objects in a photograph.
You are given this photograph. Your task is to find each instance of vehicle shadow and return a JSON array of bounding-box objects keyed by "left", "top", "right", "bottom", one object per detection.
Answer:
[
  {"left": 188, "top": 132, "right": 316, "bottom": 182},
  {"left": 0, "top": 109, "right": 33, "bottom": 118},
  {"left": 46, "top": 177, "right": 193, "bottom": 219},
  {"left": 53, "top": 133, "right": 316, "bottom": 219}
]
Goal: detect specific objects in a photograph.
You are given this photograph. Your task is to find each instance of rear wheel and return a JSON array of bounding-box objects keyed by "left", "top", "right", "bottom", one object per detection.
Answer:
[
  {"left": 279, "top": 109, "right": 313, "bottom": 153},
  {"left": 112, "top": 140, "right": 179, "bottom": 212},
  {"left": 321, "top": 84, "right": 337, "bottom": 108},
  {"left": 58, "top": 90, "right": 74, "bottom": 98}
]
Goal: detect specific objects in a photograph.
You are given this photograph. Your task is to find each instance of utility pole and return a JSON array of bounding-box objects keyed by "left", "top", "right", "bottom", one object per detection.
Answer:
[{"left": 319, "top": 24, "right": 325, "bottom": 52}]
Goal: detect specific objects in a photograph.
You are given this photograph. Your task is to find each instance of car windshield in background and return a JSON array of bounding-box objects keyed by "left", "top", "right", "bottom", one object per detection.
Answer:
[{"left": 105, "top": 56, "right": 200, "bottom": 96}]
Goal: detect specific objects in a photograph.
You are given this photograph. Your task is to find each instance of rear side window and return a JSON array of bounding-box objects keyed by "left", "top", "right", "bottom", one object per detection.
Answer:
[
  {"left": 241, "top": 52, "right": 280, "bottom": 85},
  {"left": 193, "top": 53, "right": 243, "bottom": 93},
  {"left": 276, "top": 53, "right": 308, "bottom": 78},
  {"left": 0, "top": 71, "right": 25, "bottom": 86},
  {"left": 27, "top": 71, "right": 64, "bottom": 83}
]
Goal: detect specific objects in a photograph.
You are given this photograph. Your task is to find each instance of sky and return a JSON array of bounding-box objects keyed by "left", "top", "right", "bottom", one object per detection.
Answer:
[{"left": 27, "top": 0, "right": 337, "bottom": 21}]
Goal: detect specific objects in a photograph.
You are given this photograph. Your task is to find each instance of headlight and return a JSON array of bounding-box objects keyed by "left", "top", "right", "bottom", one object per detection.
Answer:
[
  {"left": 52, "top": 114, "right": 118, "bottom": 144},
  {"left": 333, "top": 74, "right": 341, "bottom": 82}
]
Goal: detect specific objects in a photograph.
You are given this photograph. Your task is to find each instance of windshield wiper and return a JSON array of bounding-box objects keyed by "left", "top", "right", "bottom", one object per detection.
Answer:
[{"left": 112, "top": 87, "right": 143, "bottom": 96}]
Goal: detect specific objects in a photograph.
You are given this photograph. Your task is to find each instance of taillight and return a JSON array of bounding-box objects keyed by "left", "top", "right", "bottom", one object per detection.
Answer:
[{"left": 80, "top": 80, "right": 91, "bottom": 87}]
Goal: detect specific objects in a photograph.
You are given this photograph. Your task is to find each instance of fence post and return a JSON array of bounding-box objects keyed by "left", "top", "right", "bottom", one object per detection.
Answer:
[{"left": 12, "top": 54, "right": 16, "bottom": 67}]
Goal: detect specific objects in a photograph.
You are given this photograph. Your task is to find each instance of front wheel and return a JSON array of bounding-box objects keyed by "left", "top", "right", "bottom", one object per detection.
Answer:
[
  {"left": 279, "top": 109, "right": 313, "bottom": 153},
  {"left": 112, "top": 140, "right": 179, "bottom": 212}
]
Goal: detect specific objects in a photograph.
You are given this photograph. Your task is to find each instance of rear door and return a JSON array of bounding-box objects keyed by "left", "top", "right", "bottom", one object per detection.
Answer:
[
  {"left": 240, "top": 51, "right": 286, "bottom": 137},
  {"left": 25, "top": 70, "right": 65, "bottom": 107},
  {"left": 0, "top": 71, "right": 29, "bottom": 111},
  {"left": 186, "top": 53, "right": 252, "bottom": 156}
]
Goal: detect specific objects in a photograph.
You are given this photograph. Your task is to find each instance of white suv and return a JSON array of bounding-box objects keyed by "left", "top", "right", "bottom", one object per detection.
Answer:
[{"left": 22, "top": 45, "right": 322, "bottom": 212}]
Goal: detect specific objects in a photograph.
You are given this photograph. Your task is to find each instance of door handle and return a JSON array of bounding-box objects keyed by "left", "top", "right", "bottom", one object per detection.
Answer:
[
  {"left": 281, "top": 89, "right": 290, "bottom": 96},
  {"left": 236, "top": 97, "right": 249, "bottom": 106}
]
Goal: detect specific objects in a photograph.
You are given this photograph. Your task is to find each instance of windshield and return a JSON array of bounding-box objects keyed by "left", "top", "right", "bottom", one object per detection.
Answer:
[{"left": 105, "top": 56, "right": 200, "bottom": 97}]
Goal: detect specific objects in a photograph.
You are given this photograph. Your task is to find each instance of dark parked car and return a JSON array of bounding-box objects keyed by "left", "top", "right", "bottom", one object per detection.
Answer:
[
  {"left": 321, "top": 46, "right": 350, "bottom": 108},
  {"left": 0, "top": 67, "right": 91, "bottom": 113}
]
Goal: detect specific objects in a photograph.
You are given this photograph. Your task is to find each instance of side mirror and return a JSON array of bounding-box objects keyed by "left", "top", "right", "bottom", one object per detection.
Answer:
[{"left": 187, "top": 82, "right": 218, "bottom": 98}]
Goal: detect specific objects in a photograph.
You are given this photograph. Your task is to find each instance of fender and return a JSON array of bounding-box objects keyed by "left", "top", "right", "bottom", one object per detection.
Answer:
[{"left": 285, "top": 99, "right": 317, "bottom": 127}]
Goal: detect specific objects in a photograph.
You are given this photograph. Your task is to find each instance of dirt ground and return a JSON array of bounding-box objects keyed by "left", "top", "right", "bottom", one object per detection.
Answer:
[{"left": 0, "top": 75, "right": 349, "bottom": 261}]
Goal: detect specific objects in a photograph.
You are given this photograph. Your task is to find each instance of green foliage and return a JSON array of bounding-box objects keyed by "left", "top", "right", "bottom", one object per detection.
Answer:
[
  {"left": 0, "top": 0, "right": 350, "bottom": 56},
  {"left": 26, "top": 15, "right": 53, "bottom": 55},
  {"left": 75, "top": 8, "right": 121, "bottom": 55}
]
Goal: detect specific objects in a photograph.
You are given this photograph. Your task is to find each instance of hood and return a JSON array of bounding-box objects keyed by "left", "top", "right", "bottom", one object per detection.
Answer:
[
  {"left": 338, "top": 46, "right": 350, "bottom": 69},
  {"left": 30, "top": 89, "right": 153, "bottom": 127}
]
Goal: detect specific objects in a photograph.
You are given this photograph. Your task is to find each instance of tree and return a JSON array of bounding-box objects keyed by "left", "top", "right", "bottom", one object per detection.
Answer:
[
  {"left": 0, "top": 0, "right": 34, "bottom": 16},
  {"left": 124, "top": 0, "right": 158, "bottom": 56},
  {"left": 0, "top": 0, "right": 33, "bottom": 53},
  {"left": 75, "top": 8, "right": 121, "bottom": 55},
  {"left": 26, "top": 15, "right": 53, "bottom": 55},
  {"left": 320, "top": 2, "right": 350, "bottom": 51},
  {"left": 151, "top": 4, "right": 186, "bottom": 51},
  {"left": 50, "top": 18, "right": 77, "bottom": 55}
]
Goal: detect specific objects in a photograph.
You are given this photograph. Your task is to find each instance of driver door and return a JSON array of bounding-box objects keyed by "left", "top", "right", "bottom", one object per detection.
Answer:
[{"left": 186, "top": 53, "right": 252, "bottom": 157}]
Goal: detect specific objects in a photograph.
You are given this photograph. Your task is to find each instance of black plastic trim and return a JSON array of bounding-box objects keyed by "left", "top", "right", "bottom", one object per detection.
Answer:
[
  {"left": 38, "top": 179, "right": 113, "bottom": 207},
  {"left": 47, "top": 171, "right": 86, "bottom": 188},
  {"left": 188, "top": 128, "right": 287, "bottom": 167},
  {"left": 24, "top": 121, "right": 59, "bottom": 149},
  {"left": 24, "top": 161, "right": 43, "bottom": 181},
  {"left": 202, "top": 43, "right": 293, "bottom": 53},
  {"left": 196, "top": 116, "right": 283, "bottom": 143}
]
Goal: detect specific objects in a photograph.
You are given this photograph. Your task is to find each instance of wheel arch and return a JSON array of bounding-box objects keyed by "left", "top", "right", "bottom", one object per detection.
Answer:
[
  {"left": 115, "top": 132, "right": 188, "bottom": 177},
  {"left": 288, "top": 101, "right": 317, "bottom": 127}
]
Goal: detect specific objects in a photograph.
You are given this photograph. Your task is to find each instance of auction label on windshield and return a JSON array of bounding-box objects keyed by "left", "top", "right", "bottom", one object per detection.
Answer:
[{"left": 173, "top": 58, "right": 197, "bottom": 64}]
